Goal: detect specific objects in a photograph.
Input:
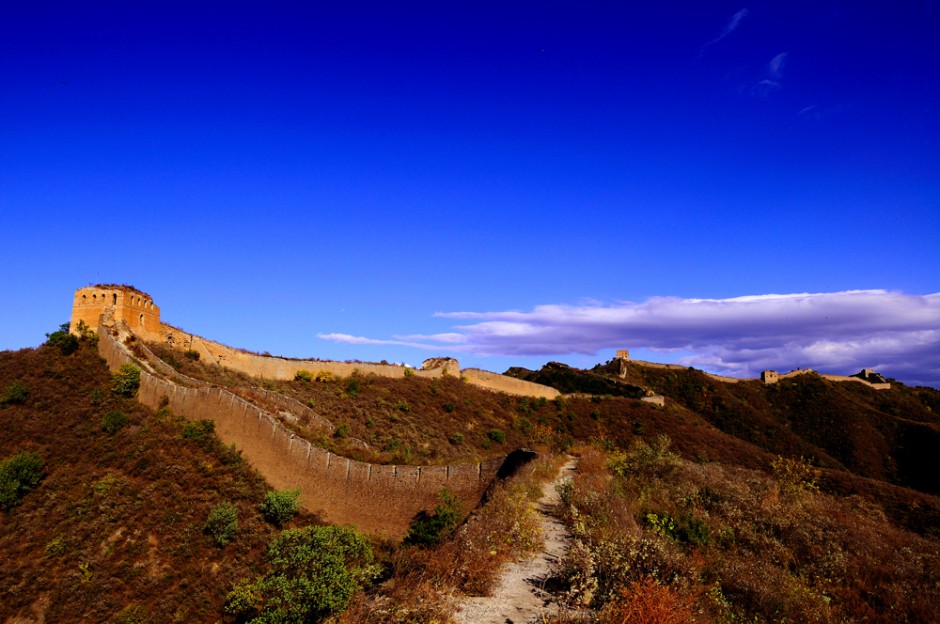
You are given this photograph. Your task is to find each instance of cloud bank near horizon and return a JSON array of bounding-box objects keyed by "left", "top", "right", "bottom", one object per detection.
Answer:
[{"left": 319, "top": 290, "right": 940, "bottom": 387}]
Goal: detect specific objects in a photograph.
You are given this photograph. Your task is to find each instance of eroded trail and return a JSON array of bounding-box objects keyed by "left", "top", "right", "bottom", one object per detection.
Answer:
[{"left": 453, "top": 456, "right": 578, "bottom": 624}]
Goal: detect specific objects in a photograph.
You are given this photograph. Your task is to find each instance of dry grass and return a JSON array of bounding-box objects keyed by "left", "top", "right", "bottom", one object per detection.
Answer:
[
  {"left": 340, "top": 454, "right": 560, "bottom": 623},
  {"left": 0, "top": 340, "right": 318, "bottom": 623},
  {"left": 552, "top": 441, "right": 940, "bottom": 623}
]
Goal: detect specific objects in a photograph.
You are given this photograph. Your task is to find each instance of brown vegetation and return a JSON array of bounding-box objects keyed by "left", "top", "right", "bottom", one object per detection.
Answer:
[
  {"left": 0, "top": 340, "right": 317, "bottom": 622},
  {"left": 548, "top": 442, "right": 940, "bottom": 623},
  {"left": 3, "top": 331, "right": 939, "bottom": 623}
]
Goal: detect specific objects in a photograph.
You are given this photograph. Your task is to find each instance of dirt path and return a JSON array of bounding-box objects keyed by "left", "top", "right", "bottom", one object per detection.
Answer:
[{"left": 452, "top": 456, "right": 578, "bottom": 624}]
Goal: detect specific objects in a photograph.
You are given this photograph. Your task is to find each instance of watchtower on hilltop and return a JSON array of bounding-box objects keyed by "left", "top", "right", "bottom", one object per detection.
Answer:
[{"left": 71, "top": 285, "right": 161, "bottom": 336}]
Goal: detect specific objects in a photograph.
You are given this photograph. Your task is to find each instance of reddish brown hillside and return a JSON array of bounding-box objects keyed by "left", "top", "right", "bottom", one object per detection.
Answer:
[{"left": 0, "top": 341, "right": 314, "bottom": 623}]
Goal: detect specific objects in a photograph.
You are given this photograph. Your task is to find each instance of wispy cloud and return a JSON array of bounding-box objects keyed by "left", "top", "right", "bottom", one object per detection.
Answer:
[
  {"left": 315, "top": 333, "right": 440, "bottom": 350},
  {"left": 321, "top": 291, "right": 940, "bottom": 387},
  {"left": 768, "top": 52, "right": 788, "bottom": 78},
  {"left": 701, "top": 8, "right": 750, "bottom": 54},
  {"left": 750, "top": 51, "right": 788, "bottom": 96}
]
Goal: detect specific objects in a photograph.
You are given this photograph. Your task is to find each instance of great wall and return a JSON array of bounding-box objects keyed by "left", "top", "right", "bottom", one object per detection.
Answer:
[
  {"left": 71, "top": 285, "right": 890, "bottom": 537},
  {"left": 613, "top": 349, "right": 891, "bottom": 391},
  {"left": 73, "top": 285, "right": 557, "bottom": 538}
]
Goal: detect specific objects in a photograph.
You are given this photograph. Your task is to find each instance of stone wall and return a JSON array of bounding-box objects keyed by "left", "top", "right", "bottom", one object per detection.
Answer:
[
  {"left": 154, "top": 323, "right": 560, "bottom": 398},
  {"left": 819, "top": 374, "right": 891, "bottom": 390},
  {"left": 98, "top": 325, "right": 505, "bottom": 539},
  {"left": 630, "top": 360, "right": 744, "bottom": 383},
  {"left": 73, "top": 285, "right": 560, "bottom": 399},
  {"left": 460, "top": 368, "right": 561, "bottom": 400}
]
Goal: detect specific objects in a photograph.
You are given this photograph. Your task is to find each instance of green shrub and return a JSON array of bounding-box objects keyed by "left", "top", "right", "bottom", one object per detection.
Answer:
[
  {"left": 260, "top": 489, "right": 301, "bottom": 528},
  {"left": 0, "top": 451, "right": 44, "bottom": 510},
  {"left": 182, "top": 419, "right": 215, "bottom": 441},
  {"left": 395, "top": 400, "right": 411, "bottom": 412},
  {"left": 225, "top": 525, "right": 376, "bottom": 621},
  {"left": 442, "top": 402, "right": 456, "bottom": 413},
  {"left": 345, "top": 378, "right": 360, "bottom": 397},
  {"left": 405, "top": 488, "right": 463, "bottom": 547},
  {"left": 487, "top": 429, "right": 506, "bottom": 444},
  {"left": 449, "top": 432, "right": 464, "bottom": 445},
  {"left": 45, "top": 323, "right": 79, "bottom": 355},
  {"left": 204, "top": 501, "right": 238, "bottom": 546},
  {"left": 102, "top": 410, "right": 129, "bottom": 435},
  {"left": 314, "top": 370, "right": 335, "bottom": 382},
  {"left": 111, "top": 364, "right": 141, "bottom": 397},
  {"left": 220, "top": 443, "right": 243, "bottom": 466},
  {"left": 44, "top": 536, "right": 68, "bottom": 557},
  {"left": 334, "top": 422, "right": 350, "bottom": 438},
  {"left": 609, "top": 435, "right": 680, "bottom": 480},
  {"left": 403, "top": 367, "right": 415, "bottom": 377},
  {"left": 772, "top": 455, "right": 820, "bottom": 497},
  {"left": 1, "top": 381, "right": 29, "bottom": 406},
  {"left": 643, "top": 511, "right": 710, "bottom": 546},
  {"left": 294, "top": 369, "right": 313, "bottom": 382},
  {"left": 183, "top": 349, "right": 200, "bottom": 361},
  {"left": 113, "top": 604, "right": 150, "bottom": 624},
  {"left": 75, "top": 319, "right": 96, "bottom": 340}
]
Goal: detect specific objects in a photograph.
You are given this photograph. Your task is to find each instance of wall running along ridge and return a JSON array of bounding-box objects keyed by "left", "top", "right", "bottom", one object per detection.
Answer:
[
  {"left": 98, "top": 324, "right": 504, "bottom": 539},
  {"left": 156, "top": 324, "right": 559, "bottom": 398},
  {"left": 626, "top": 360, "right": 890, "bottom": 390},
  {"left": 72, "top": 285, "right": 558, "bottom": 398}
]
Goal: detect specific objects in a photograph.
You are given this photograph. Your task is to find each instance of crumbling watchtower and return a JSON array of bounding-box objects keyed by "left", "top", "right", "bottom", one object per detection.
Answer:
[{"left": 71, "top": 285, "right": 161, "bottom": 337}]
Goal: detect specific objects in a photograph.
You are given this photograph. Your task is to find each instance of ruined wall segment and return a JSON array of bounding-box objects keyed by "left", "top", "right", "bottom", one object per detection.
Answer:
[{"left": 98, "top": 322, "right": 504, "bottom": 538}]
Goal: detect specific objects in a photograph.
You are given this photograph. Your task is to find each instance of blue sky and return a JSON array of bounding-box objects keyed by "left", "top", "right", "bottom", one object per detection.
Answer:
[{"left": 2, "top": 2, "right": 939, "bottom": 386}]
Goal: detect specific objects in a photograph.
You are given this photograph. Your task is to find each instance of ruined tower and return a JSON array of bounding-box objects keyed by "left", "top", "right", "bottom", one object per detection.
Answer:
[{"left": 71, "top": 285, "right": 161, "bottom": 337}]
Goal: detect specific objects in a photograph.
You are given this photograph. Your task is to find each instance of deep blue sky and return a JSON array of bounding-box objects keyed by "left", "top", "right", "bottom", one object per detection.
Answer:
[{"left": 2, "top": 2, "right": 939, "bottom": 385}]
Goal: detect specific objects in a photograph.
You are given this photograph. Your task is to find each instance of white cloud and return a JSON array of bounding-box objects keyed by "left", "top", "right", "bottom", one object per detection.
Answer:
[
  {"left": 702, "top": 8, "right": 751, "bottom": 53},
  {"left": 749, "top": 52, "right": 788, "bottom": 96},
  {"left": 768, "top": 52, "right": 788, "bottom": 78},
  {"left": 321, "top": 291, "right": 940, "bottom": 387},
  {"left": 315, "top": 333, "right": 440, "bottom": 350}
]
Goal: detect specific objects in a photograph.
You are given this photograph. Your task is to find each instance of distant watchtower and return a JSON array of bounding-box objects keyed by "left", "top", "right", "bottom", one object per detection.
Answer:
[
  {"left": 761, "top": 370, "right": 779, "bottom": 385},
  {"left": 71, "top": 285, "right": 161, "bottom": 337},
  {"left": 615, "top": 349, "right": 630, "bottom": 361}
]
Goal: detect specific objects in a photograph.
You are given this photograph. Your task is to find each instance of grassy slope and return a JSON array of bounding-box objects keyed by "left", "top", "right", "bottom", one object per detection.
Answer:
[
  {"left": 511, "top": 360, "right": 940, "bottom": 534},
  {"left": 0, "top": 341, "right": 321, "bottom": 623},
  {"left": 148, "top": 342, "right": 940, "bottom": 533},
  {"left": 3, "top": 336, "right": 939, "bottom": 622}
]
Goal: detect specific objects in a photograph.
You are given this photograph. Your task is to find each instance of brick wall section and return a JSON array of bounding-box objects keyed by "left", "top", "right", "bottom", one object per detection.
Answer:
[{"left": 99, "top": 325, "right": 505, "bottom": 539}]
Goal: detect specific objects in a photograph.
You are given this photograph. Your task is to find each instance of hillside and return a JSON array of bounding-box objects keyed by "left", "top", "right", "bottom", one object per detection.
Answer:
[
  {"left": 508, "top": 360, "right": 940, "bottom": 533},
  {"left": 0, "top": 338, "right": 319, "bottom": 622},
  {"left": 3, "top": 329, "right": 940, "bottom": 623},
  {"left": 122, "top": 336, "right": 940, "bottom": 535}
]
